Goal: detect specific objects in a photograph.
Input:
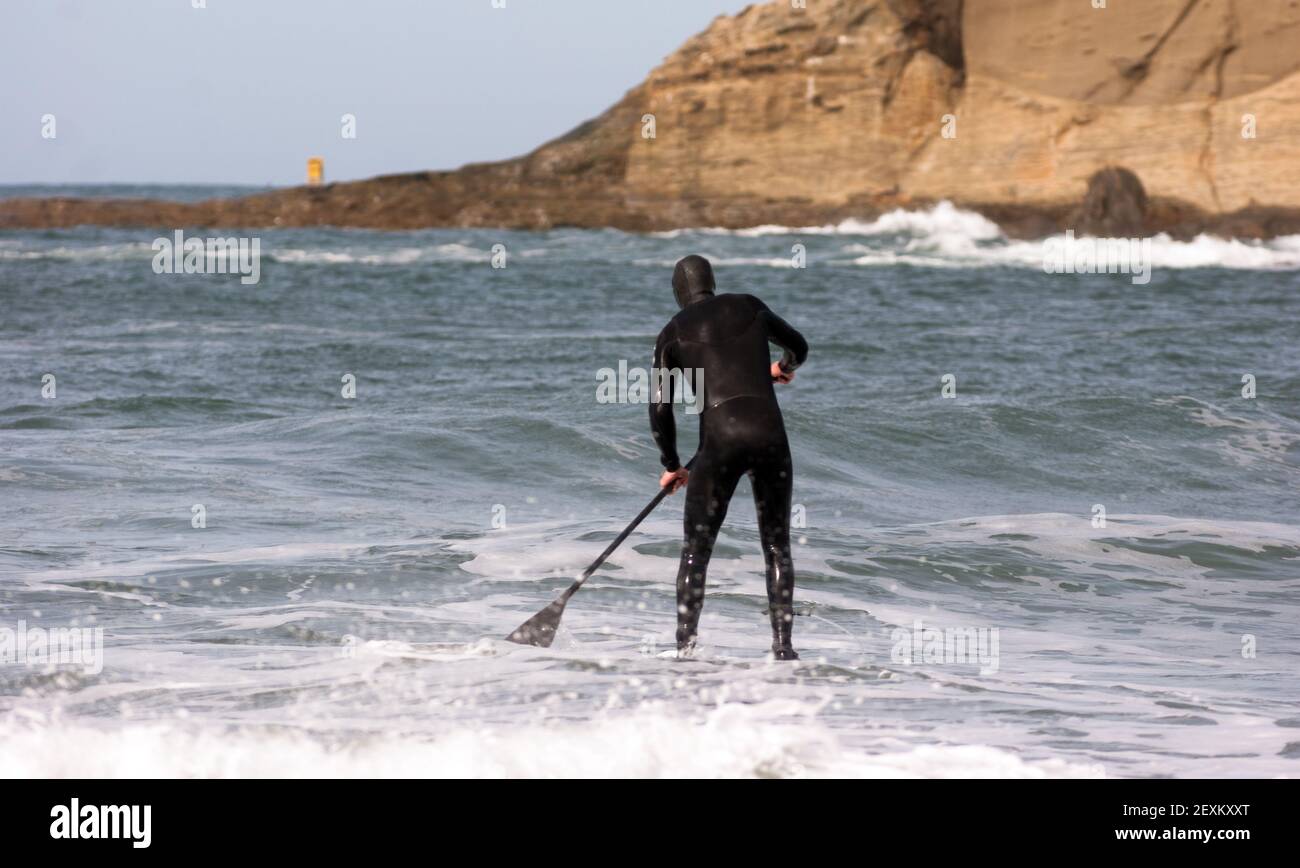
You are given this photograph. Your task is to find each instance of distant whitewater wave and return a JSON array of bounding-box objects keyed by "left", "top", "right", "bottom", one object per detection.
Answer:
[
  {"left": 654, "top": 201, "right": 1300, "bottom": 271},
  {"left": 269, "top": 243, "right": 493, "bottom": 265},
  {"left": 650, "top": 202, "right": 1005, "bottom": 240},
  {"left": 0, "top": 241, "right": 158, "bottom": 262},
  {"left": 0, "top": 704, "right": 1104, "bottom": 779},
  {"left": 845, "top": 226, "right": 1300, "bottom": 271},
  {"left": 0, "top": 241, "right": 497, "bottom": 266}
]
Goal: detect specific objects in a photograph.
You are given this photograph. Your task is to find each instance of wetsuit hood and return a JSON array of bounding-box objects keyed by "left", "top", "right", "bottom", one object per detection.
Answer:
[{"left": 672, "top": 255, "right": 716, "bottom": 309}]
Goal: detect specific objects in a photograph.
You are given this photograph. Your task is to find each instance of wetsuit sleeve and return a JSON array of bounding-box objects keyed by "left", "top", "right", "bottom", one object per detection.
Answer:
[
  {"left": 650, "top": 326, "right": 681, "bottom": 471},
  {"left": 752, "top": 297, "right": 809, "bottom": 374}
]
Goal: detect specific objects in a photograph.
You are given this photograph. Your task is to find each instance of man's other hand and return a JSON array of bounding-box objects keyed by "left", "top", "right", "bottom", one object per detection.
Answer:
[
  {"left": 771, "top": 361, "right": 795, "bottom": 384},
  {"left": 660, "top": 467, "right": 689, "bottom": 493}
]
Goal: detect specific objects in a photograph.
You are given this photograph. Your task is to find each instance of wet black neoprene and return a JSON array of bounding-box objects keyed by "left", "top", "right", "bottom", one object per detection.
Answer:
[{"left": 650, "top": 256, "right": 808, "bottom": 658}]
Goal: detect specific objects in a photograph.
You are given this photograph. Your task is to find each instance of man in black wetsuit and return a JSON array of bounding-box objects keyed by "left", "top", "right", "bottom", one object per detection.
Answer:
[{"left": 650, "top": 255, "right": 808, "bottom": 660}]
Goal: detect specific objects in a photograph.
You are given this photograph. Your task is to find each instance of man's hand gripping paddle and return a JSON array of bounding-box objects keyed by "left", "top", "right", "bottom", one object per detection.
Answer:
[{"left": 506, "top": 460, "right": 692, "bottom": 648}]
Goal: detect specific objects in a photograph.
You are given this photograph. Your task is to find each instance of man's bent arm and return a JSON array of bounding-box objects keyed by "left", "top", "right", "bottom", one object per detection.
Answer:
[
  {"left": 650, "top": 331, "right": 681, "bottom": 471},
  {"left": 759, "top": 307, "right": 809, "bottom": 374}
]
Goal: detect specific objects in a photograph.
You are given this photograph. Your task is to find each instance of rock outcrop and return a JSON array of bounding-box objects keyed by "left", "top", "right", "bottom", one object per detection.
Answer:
[
  {"left": 4, "top": 0, "right": 1300, "bottom": 237},
  {"left": 1071, "top": 168, "right": 1151, "bottom": 238}
]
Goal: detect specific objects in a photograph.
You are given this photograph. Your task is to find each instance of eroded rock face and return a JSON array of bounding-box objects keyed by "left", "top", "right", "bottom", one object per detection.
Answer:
[
  {"left": 3, "top": 0, "right": 1300, "bottom": 237},
  {"left": 624, "top": 1, "right": 964, "bottom": 216},
  {"left": 912, "top": 0, "right": 1300, "bottom": 218}
]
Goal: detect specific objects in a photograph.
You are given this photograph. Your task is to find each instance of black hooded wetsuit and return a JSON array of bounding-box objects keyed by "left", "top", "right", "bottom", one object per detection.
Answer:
[{"left": 650, "top": 256, "right": 808, "bottom": 658}]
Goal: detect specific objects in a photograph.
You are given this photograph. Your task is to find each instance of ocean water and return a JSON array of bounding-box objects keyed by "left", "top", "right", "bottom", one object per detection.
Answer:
[{"left": 2, "top": 189, "right": 1298, "bottom": 778}]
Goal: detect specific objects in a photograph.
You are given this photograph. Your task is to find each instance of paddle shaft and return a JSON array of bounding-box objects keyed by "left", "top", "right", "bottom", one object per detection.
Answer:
[
  {"left": 557, "top": 459, "right": 694, "bottom": 604},
  {"left": 506, "top": 459, "right": 694, "bottom": 646},
  {"left": 558, "top": 483, "right": 674, "bottom": 604}
]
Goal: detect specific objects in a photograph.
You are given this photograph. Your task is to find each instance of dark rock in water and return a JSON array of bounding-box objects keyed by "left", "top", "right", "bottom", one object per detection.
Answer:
[{"left": 1070, "top": 168, "right": 1150, "bottom": 237}]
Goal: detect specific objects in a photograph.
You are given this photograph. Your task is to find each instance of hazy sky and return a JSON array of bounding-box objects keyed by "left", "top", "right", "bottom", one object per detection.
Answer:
[{"left": 2, "top": 0, "right": 752, "bottom": 186}]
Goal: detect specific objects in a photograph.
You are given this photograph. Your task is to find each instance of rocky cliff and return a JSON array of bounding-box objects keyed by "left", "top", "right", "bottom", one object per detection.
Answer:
[{"left": 5, "top": 0, "right": 1300, "bottom": 237}]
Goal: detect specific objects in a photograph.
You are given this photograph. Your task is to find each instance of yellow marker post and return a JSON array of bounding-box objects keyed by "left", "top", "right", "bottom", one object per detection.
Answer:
[{"left": 307, "top": 157, "right": 325, "bottom": 186}]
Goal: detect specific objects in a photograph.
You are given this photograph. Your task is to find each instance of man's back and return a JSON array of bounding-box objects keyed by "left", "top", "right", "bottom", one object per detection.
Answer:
[{"left": 655, "top": 292, "right": 807, "bottom": 415}]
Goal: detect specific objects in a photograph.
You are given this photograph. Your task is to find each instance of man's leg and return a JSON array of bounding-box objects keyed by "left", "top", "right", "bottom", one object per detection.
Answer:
[
  {"left": 750, "top": 443, "right": 798, "bottom": 660},
  {"left": 675, "top": 449, "right": 742, "bottom": 655}
]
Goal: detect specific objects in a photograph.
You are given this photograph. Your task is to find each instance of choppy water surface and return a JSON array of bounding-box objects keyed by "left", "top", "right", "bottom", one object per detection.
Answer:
[{"left": 1, "top": 192, "right": 1298, "bottom": 777}]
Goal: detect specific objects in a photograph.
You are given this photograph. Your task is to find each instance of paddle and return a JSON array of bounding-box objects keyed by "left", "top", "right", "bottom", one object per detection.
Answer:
[{"left": 506, "top": 461, "right": 692, "bottom": 647}]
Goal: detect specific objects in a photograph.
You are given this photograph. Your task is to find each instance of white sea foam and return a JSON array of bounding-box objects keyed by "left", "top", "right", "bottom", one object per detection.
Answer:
[
  {"left": 0, "top": 242, "right": 157, "bottom": 261},
  {"left": 1160, "top": 396, "right": 1300, "bottom": 468},
  {"left": 23, "top": 541, "right": 380, "bottom": 585},
  {"left": 905, "top": 511, "right": 1300, "bottom": 552},
  {"left": 650, "top": 205, "right": 1001, "bottom": 239},
  {"left": 841, "top": 209, "right": 1300, "bottom": 271},
  {"left": 650, "top": 203, "right": 1003, "bottom": 240},
  {"left": 0, "top": 704, "right": 1103, "bottom": 779},
  {"left": 269, "top": 243, "right": 490, "bottom": 265},
  {"left": 0, "top": 241, "right": 497, "bottom": 265},
  {"left": 651, "top": 201, "right": 1300, "bottom": 271}
]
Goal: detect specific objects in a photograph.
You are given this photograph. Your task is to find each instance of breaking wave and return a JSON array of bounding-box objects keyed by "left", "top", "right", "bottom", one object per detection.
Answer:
[
  {"left": 655, "top": 202, "right": 1300, "bottom": 271},
  {"left": 0, "top": 705, "right": 1104, "bottom": 779}
]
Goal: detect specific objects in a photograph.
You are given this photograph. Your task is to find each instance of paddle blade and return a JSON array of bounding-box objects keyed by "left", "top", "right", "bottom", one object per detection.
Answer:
[{"left": 506, "top": 598, "right": 567, "bottom": 647}]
